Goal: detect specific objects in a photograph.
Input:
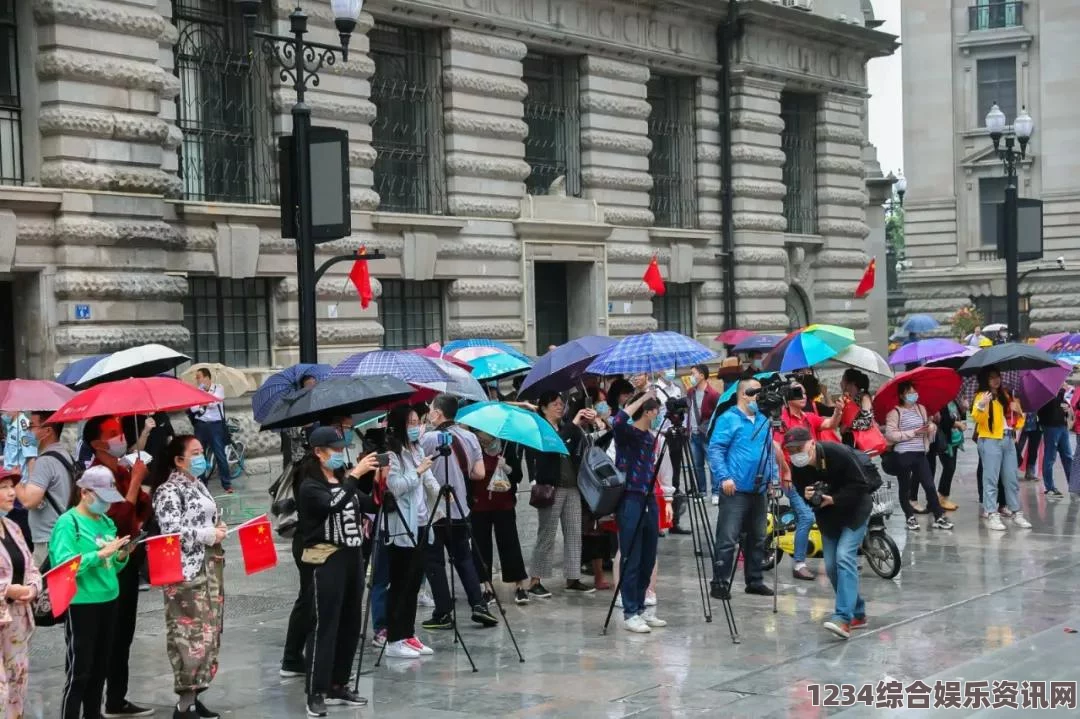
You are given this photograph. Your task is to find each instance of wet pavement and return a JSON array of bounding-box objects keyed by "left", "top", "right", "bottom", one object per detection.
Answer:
[{"left": 26, "top": 449, "right": 1080, "bottom": 718}]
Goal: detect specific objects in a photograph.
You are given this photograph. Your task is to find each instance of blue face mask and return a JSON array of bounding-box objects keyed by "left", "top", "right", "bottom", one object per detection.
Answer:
[
  {"left": 188, "top": 455, "right": 208, "bottom": 478},
  {"left": 746, "top": 401, "right": 759, "bottom": 415},
  {"left": 651, "top": 414, "right": 664, "bottom": 431},
  {"left": 89, "top": 496, "right": 110, "bottom": 515},
  {"left": 407, "top": 426, "right": 421, "bottom": 442},
  {"left": 325, "top": 451, "right": 346, "bottom": 470},
  {"left": 0, "top": 509, "right": 8, "bottom": 518},
  {"left": 594, "top": 401, "right": 610, "bottom": 415},
  {"left": 752, "top": 359, "right": 764, "bottom": 370},
  {"left": 905, "top": 392, "right": 919, "bottom": 405},
  {"left": 664, "top": 370, "right": 677, "bottom": 381}
]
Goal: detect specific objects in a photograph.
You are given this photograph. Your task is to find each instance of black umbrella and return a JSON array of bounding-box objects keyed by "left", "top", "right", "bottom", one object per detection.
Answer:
[
  {"left": 956, "top": 342, "right": 1060, "bottom": 376},
  {"left": 258, "top": 375, "right": 414, "bottom": 431}
]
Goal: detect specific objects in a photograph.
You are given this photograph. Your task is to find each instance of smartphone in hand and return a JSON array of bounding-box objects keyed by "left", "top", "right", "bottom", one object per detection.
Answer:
[{"left": 376, "top": 452, "right": 391, "bottom": 467}]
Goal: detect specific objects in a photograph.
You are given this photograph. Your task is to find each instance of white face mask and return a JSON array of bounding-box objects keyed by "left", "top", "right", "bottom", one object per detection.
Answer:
[
  {"left": 106, "top": 437, "right": 127, "bottom": 458},
  {"left": 789, "top": 451, "right": 811, "bottom": 468}
]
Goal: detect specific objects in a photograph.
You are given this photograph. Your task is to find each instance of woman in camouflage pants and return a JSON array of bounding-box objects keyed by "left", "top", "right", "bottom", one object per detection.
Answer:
[{"left": 150, "top": 436, "right": 227, "bottom": 719}]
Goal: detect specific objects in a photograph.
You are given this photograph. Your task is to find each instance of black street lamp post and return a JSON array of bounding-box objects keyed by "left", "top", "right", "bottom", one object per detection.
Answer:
[
  {"left": 239, "top": 0, "right": 363, "bottom": 363},
  {"left": 985, "top": 101, "right": 1034, "bottom": 339}
]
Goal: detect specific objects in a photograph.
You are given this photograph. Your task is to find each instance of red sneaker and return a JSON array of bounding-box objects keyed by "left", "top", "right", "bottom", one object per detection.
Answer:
[
  {"left": 850, "top": 616, "right": 868, "bottom": 630},
  {"left": 823, "top": 620, "right": 851, "bottom": 639}
]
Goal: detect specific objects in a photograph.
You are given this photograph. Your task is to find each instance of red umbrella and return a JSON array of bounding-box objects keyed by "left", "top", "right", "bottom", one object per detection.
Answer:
[
  {"left": 872, "top": 367, "right": 962, "bottom": 424},
  {"left": 51, "top": 377, "right": 219, "bottom": 424},
  {"left": 408, "top": 347, "right": 472, "bottom": 371},
  {"left": 716, "top": 329, "right": 756, "bottom": 346},
  {"left": 0, "top": 379, "right": 76, "bottom": 412}
]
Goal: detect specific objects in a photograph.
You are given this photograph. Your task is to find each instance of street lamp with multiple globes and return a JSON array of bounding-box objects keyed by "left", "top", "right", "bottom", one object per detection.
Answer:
[
  {"left": 237, "top": 0, "right": 365, "bottom": 363},
  {"left": 985, "top": 101, "right": 1034, "bottom": 339}
]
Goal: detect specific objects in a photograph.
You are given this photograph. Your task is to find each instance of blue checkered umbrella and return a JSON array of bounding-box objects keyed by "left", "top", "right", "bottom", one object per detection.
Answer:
[
  {"left": 441, "top": 339, "right": 531, "bottom": 364},
  {"left": 55, "top": 354, "right": 108, "bottom": 387},
  {"left": 585, "top": 332, "right": 717, "bottom": 376},
  {"left": 252, "top": 363, "right": 332, "bottom": 423},
  {"left": 331, "top": 350, "right": 449, "bottom": 384}
]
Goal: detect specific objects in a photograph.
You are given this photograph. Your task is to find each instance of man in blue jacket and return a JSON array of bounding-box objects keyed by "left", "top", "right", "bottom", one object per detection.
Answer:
[{"left": 707, "top": 377, "right": 777, "bottom": 599}]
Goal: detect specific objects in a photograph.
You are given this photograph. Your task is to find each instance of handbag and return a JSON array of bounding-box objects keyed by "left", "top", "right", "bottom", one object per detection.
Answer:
[
  {"left": 852, "top": 424, "right": 888, "bottom": 456},
  {"left": 529, "top": 483, "right": 556, "bottom": 509},
  {"left": 577, "top": 444, "right": 626, "bottom": 517},
  {"left": 880, "top": 450, "right": 900, "bottom": 477}
]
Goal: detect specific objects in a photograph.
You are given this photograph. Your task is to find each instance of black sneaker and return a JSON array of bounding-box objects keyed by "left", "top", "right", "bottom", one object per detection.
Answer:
[
  {"left": 421, "top": 613, "right": 453, "bottom": 630},
  {"left": 528, "top": 582, "right": 552, "bottom": 599},
  {"left": 326, "top": 686, "right": 368, "bottom": 707},
  {"left": 471, "top": 604, "right": 498, "bottom": 627},
  {"left": 279, "top": 662, "right": 305, "bottom": 678},
  {"left": 745, "top": 583, "right": 775, "bottom": 596},
  {"left": 514, "top": 587, "right": 530, "bottom": 605},
  {"left": 710, "top": 581, "right": 730, "bottom": 600},
  {"left": 104, "top": 701, "right": 155, "bottom": 717},
  {"left": 905, "top": 516, "right": 921, "bottom": 531},
  {"left": 194, "top": 699, "right": 220, "bottom": 719},
  {"left": 669, "top": 526, "right": 692, "bottom": 535},
  {"left": 565, "top": 579, "right": 595, "bottom": 593},
  {"left": 1047, "top": 489, "right": 1065, "bottom": 499},
  {"left": 306, "top": 694, "right": 328, "bottom": 718},
  {"left": 933, "top": 516, "right": 955, "bottom": 530},
  {"left": 481, "top": 588, "right": 496, "bottom": 605},
  {"left": 173, "top": 705, "right": 197, "bottom": 719}
]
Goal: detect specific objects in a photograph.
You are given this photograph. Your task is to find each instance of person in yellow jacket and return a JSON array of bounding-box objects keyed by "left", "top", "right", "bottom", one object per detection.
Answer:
[{"left": 971, "top": 367, "right": 1032, "bottom": 531}]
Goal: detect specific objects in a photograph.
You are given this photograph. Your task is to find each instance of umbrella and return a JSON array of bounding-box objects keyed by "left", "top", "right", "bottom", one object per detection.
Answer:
[
  {"left": 957, "top": 342, "right": 1060, "bottom": 376},
  {"left": 901, "top": 314, "right": 940, "bottom": 334},
  {"left": 719, "top": 371, "right": 778, "bottom": 403},
  {"left": 331, "top": 350, "right": 449, "bottom": 384},
  {"left": 925, "top": 346, "right": 979, "bottom": 370},
  {"left": 259, "top": 375, "right": 415, "bottom": 431},
  {"left": 831, "top": 345, "right": 893, "bottom": 378},
  {"left": 585, "top": 332, "right": 716, "bottom": 376},
  {"left": 959, "top": 371, "right": 1021, "bottom": 408},
  {"left": 409, "top": 347, "right": 472, "bottom": 371},
  {"left": 1015, "top": 361, "right": 1073, "bottom": 413},
  {"left": 55, "top": 354, "right": 108, "bottom": 387},
  {"left": 872, "top": 367, "right": 962, "bottom": 424},
  {"left": 414, "top": 357, "right": 487, "bottom": 402},
  {"left": 517, "top": 335, "right": 618, "bottom": 400},
  {"left": 761, "top": 324, "right": 855, "bottom": 373},
  {"left": 0, "top": 380, "right": 77, "bottom": 412},
  {"left": 467, "top": 352, "right": 532, "bottom": 382},
  {"left": 731, "top": 334, "right": 784, "bottom": 353},
  {"left": 716, "top": 329, "right": 755, "bottom": 346},
  {"left": 51, "top": 377, "right": 219, "bottom": 424},
  {"left": 982, "top": 323, "right": 1008, "bottom": 334},
  {"left": 251, "top": 363, "right": 332, "bottom": 424},
  {"left": 441, "top": 339, "right": 531, "bottom": 364},
  {"left": 455, "top": 401, "right": 568, "bottom": 454},
  {"left": 888, "top": 339, "right": 968, "bottom": 367},
  {"left": 1047, "top": 333, "right": 1080, "bottom": 358},
  {"left": 75, "top": 344, "right": 190, "bottom": 388},
  {"left": 179, "top": 363, "right": 253, "bottom": 399},
  {"left": 1034, "top": 332, "right": 1069, "bottom": 351}
]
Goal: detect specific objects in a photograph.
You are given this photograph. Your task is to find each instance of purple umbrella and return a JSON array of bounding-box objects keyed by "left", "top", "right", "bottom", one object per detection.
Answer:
[
  {"left": 888, "top": 339, "right": 967, "bottom": 366},
  {"left": 959, "top": 362, "right": 1070, "bottom": 412},
  {"left": 1034, "top": 332, "right": 1069, "bottom": 351},
  {"left": 517, "top": 335, "right": 618, "bottom": 400},
  {"left": 926, "top": 346, "right": 979, "bottom": 370}
]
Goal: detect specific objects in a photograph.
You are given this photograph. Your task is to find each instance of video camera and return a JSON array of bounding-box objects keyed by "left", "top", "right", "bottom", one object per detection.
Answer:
[
  {"left": 665, "top": 396, "right": 688, "bottom": 425},
  {"left": 744, "top": 373, "right": 801, "bottom": 421}
]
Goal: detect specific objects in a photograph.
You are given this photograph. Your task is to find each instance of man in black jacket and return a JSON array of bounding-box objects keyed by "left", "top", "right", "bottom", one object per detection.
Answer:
[{"left": 782, "top": 427, "right": 878, "bottom": 640}]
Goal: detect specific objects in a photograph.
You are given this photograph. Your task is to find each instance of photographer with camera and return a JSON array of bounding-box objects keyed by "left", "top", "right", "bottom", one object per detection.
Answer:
[
  {"left": 686, "top": 365, "right": 720, "bottom": 500},
  {"left": 707, "top": 378, "right": 778, "bottom": 600},
  {"left": 781, "top": 427, "right": 879, "bottom": 640}
]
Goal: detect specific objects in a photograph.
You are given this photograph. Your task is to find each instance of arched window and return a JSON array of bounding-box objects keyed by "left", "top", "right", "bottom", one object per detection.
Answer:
[{"left": 786, "top": 286, "right": 811, "bottom": 331}]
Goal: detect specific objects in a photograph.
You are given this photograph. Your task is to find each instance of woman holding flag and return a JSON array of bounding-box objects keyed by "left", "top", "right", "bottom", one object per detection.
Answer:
[
  {"left": 0, "top": 467, "right": 39, "bottom": 718},
  {"left": 148, "top": 436, "right": 227, "bottom": 719}
]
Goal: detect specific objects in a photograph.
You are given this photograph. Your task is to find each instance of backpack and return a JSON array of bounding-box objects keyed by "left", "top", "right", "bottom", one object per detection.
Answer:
[
  {"left": 38, "top": 451, "right": 81, "bottom": 515},
  {"left": 578, "top": 442, "right": 625, "bottom": 517},
  {"left": 852, "top": 446, "right": 884, "bottom": 495},
  {"left": 267, "top": 463, "right": 299, "bottom": 538}
]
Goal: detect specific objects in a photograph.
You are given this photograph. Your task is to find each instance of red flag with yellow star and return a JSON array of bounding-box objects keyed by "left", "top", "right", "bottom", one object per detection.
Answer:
[
  {"left": 44, "top": 555, "right": 82, "bottom": 617},
  {"left": 144, "top": 533, "right": 185, "bottom": 586},
  {"left": 236, "top": 514, "right": 278, "bottom": 575},
  {"left": 854, "top": 258, "right": 876, "bottom": 299}
]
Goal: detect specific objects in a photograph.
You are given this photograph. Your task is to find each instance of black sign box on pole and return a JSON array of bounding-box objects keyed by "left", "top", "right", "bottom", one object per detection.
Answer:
[{"left": 279, "top": 126, "right": 352, "bottom": 243}]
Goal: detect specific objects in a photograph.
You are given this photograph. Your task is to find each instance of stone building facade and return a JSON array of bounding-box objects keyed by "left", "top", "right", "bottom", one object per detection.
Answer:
[
  {"left": 0, "top": 0, "right": 896, "bottom": 392},
  {"left": 900, "top": 0, "right": 1080, "bottom": 336}
]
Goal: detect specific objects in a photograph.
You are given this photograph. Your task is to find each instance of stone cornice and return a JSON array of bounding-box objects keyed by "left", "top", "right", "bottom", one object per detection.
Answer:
[
  {"left": 648, "top": 227, "right": 717, "bottom": 245},
  {"left": 739, "top": 1, "right": 898, "bottom": 59},
  {"left": 371, "top": 213, "right": 467, "bottom": 233},
  {"left": 172, "top": 201, "right": 280, "bottom": 225},
  {"left": 0, "top": 186, "right": 63, "bottom": 213}
]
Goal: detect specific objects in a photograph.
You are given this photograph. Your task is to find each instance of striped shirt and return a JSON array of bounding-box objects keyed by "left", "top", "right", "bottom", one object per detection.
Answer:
[{"left": 894, "top": 407, "right": 926, "bottom": 454}]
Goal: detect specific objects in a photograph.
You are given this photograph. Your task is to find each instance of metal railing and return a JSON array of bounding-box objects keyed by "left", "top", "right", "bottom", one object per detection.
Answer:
[
  {"left": 648, "top": 75, "right": 698, "bottom": 229},
  {"left": 969, "top": 2, "right": 1023, "bottom": 31},
  {"left": 523, "top": 52, "right": 581, "bottom": 197}
]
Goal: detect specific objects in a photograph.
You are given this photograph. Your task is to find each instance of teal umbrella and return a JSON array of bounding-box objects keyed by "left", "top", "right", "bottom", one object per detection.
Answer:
[
  {"left": 718, "top": 371, "right": 778, "bottom": 403},
  {"left": 455, "top": 401, "right": 568, "bottom": 454},
  {"left": 468, "top": 352, "right": 532, "bottom": 382}
]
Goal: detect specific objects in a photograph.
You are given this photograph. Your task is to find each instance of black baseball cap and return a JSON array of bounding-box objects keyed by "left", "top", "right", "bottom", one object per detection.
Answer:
[
  {"left": 782, "top": 427, "right": 813, "bottom": 447},
  {"left": 309, "top": 426, "right": 346, "bottom": 449}
]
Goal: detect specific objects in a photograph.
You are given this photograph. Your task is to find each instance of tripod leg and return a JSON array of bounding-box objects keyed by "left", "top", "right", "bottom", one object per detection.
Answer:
[
  {"left": 680, "top": 439, "right": 712, "bottom": 622},
  {"left": 353, "top": 508, "right": 382, "bottom": 689}
]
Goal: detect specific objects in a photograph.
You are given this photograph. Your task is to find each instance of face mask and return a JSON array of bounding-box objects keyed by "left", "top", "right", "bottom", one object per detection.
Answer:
[
  {"left": 188, "top": 455, "right": 208, "bottom": 478},
  {"left": 746, "top": 401, "right": 759, "bottom": 415},
  {"left": 325, "top": 451, "right": 346, "bottom": 470},
  {"left": 651, "top": 415, "right": 664, "bottom": 431},
  {"left": 664, "top": 370, "right": 677, "bottom": 381},
  {"left": 106, "top": 437, "right": 127, "bottom": 458},
  {"left": 752, "top": 359, "right": 763, "bottom": 370},
  {"left": 789, "top": 452, "right": 811, "bottom": 468},
  {"left": 905, "top": 392, "right": 919, "bottom": 405},
  {"left": 0, "top": 509, "right": 8, "bottom": 518},
  {"left": 407, "top": 426, "right": 421, "bottom": 442},
  {"left": 89, "top": 496, "right": 110, "bottom": 515},
  {"left": 594, "top": 401, "right": 609, "bottom": 416}
]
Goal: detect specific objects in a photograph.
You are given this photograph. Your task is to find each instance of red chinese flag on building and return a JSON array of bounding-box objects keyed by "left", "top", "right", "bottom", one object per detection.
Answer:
[
  {"left": 854, "top": 258, "right": 876, "bottom": 299},
  {"left": 44, "top": 555, "right": 82, "bottom": 618},
  {"left": 144, "top": 533, "right": 185, "bottom": 586},
  {"left": 348, "top": 246, "right": 373, "bottom": 309},
  {"left": 236, "top": 515, "right": 278, "bottom": 575},
  {"left": 643, "top": 255, "right": 666, "bottom": 296}
]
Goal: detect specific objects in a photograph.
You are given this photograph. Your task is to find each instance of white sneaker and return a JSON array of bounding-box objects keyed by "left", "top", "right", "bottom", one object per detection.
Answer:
[
  {"left": 643, "top": 607, "right": 667, "bottom": 627},
  {"left": 645, "top": 590, "right": 657, "bottom": 607},
  {"left": 405, "top": 637, "right": 434, "bottom": 656},
  {"left": 615, "top": 594, "right": 623, "bottom": 609},
  {"left": 417, "top": 587, "right": 435, "bottom": 608},
  {"left": 1012, "top": 512, "right": 1032, "bottom": 529},
  {"left": 623, "top": 615, "right": 651, "bottom": 633},
  {"left": 385, "top": 640, "right": 421, "bottom": 659},
  {"left": 986, "top": 512, "right": 1007, "bottom": 531},
  {"left": 711, "top": 495, "right": 719, "bottom": 506}
]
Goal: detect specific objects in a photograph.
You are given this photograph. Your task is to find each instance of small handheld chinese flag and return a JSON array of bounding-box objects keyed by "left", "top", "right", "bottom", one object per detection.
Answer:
[
  {"left": 348, "top": 246, "right": 373, "bottom": 309},
  {"left": 44, "top": 555, "right": 81, "bottom": 618},
  {"left": 643, "top": 255, "right": 666, "bottom": 296},
  {"left": 144, "top": 533, "right": 185, "bottom": 586},
  {"left": 854, "top": 258, "right": 876, "bottom": 299},
  {"left": 236, "top": 514, "right": 278, "bottom": 575}
]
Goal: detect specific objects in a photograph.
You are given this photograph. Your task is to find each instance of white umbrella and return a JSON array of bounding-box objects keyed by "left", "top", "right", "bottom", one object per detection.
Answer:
[
  {"left": 75, "top": 344, "right": 190, "bottom": 388},
  {"left": 832, "top": 345, "right": 893, "bottom": 378},
  {"left": 982, "top": 323, "right": 1008, "bottom": 333},
  {"left": 180, "top": 363, "right": 253, "bottom": 398},
  {"left": 415, "top": 357, "right": 487, "bottom": 402}
]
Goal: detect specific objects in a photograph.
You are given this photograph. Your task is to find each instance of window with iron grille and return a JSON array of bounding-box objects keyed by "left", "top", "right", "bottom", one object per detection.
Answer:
[
  {"left": 379, "top": 280, "right": 445, "bottom": 350},
  {"left": 183, "top": 277, "right": 274, "bottom": 367},
  {"left": 0, "top": 0, "right": 23, "bottom": 185},
  {"left": 370, "top": 22, "right": 445, "bottom": 214},
  {"left": 172, "top": 0, "right": 275, "bottom": 203},
  {"left": 977, "top": 57, "right": 1017, "bottom": 126},
  {"left": 652, "top": 283, "right": 695, "bottom": 337},
  {"left": 647, "top": 75, "right": 697, "bottom": 228},
  {"left": 780, "top": 92, "right": 819, "bottom": 235},
  {"left": 978, "top": 176, "right": 1008, "bottom": 247},
  {"left": 522, "top": 52, "right": 581, "bottom": 197}
]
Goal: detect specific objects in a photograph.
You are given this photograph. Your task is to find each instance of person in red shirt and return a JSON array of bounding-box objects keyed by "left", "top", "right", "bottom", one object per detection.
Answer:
[{"left": 82, "top": 415, "right": 153, "bottom": 717}]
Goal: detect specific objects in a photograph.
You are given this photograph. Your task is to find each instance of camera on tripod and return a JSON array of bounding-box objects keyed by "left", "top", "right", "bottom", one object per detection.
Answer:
[
  {"left": 745, "top": 373, "right": 795, "bottom": 419},
  {"left": 807, "top": 481, "right": 829, "bottom": 508},
  {"left": 434, "top": 430, "right": 454, "bottom": 457},
  {"left": 665, "top": 396, "right": 688, "bottom": 425}
]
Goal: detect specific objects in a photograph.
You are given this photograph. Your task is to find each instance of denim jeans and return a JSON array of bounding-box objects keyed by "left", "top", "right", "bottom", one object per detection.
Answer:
[
  {"left": 689, "top": 433, "right": 709, "bottom": 495},
  {"left": 194, "top": 419, "right": 231, "bottom": 489},
  {"left": 712, "top": 491, "right": 766, "bottom": 588},
  {"left": 616, "top": 492, "right": 659, "bottom": 619},
  {"left": 1041, "top": 425, "right": 1073, "bottom": 492},
  {"left": 370, "top": 539, "right": 390, "bottom": 632},
  {"left": 820, "top": 520, "right": 868, "bottom": 624},
  {"left": 783, "top": 486, "right": 815, "bottom": 563},
  {"left": 978, "top": 437, "right": 1020, "bottom": 514}
]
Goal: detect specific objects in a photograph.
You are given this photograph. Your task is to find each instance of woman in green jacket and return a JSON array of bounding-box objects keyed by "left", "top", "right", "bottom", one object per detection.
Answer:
[{"left": 48, "top": 465, "right": 132, "bottom": 719}]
